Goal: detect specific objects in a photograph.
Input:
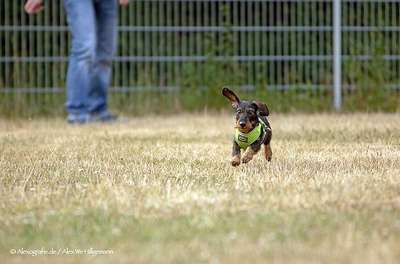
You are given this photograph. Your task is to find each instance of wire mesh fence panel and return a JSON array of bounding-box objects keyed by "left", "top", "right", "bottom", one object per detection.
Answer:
[
  {"left": 0, "top": 0, "right": 399, "bottom": 114},
  {"left": 342, "top": 1, "right": 400, "bottom": 92}
]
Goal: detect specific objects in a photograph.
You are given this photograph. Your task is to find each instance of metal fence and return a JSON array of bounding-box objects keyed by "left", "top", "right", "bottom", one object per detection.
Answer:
[{"left": 1, "top": 0, "right": 400, "bottom": 110}]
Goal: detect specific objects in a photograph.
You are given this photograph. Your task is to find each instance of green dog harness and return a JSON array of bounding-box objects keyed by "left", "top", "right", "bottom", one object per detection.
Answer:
[{"left": 234, "top": 119, "right": 267, "bottom": 149}]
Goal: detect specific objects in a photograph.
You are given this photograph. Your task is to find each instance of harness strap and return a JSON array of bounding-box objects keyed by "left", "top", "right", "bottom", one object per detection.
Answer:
[{"left": 234, "top": 118, "right": 266, "bottom": 149}]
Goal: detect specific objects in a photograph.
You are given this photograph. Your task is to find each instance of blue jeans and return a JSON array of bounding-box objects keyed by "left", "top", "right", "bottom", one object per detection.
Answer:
[{"left": 64, "top": 0, "right": 117, "bottom": 116}]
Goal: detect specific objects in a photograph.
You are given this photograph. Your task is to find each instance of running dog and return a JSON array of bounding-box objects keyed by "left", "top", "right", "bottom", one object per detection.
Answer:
[{"left": 222, "top": 87, "right": 272, "bottom": 166}]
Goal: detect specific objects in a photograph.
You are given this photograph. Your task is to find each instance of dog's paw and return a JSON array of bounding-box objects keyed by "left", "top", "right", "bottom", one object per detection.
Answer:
[
  {"left": 231, "top": 156, "right": 241, "bottom": 167},
  {"left": 241, "top": 156, "right": 252, "bottom": 163},
  {"left": 241, "top": 154, "right": 253, "bottom": 164},
  {"left": 242, "top": 149, "right": 255, "bottom": 164}
]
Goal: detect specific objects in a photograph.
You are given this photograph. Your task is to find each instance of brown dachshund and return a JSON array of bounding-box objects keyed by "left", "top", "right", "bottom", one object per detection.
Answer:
[{"left": 222, "top": 87, "right": 272, "bottom": 166}]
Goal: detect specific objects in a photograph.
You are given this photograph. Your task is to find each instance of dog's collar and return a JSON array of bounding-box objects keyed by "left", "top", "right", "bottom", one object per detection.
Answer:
[{"left": 234, "top": 119, "right": 266, "bottom": 149}]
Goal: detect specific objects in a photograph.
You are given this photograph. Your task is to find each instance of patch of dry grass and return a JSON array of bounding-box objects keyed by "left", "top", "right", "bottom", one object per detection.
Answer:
[{"left": 1, "top": 113, "right": 400, "bottom": 263}]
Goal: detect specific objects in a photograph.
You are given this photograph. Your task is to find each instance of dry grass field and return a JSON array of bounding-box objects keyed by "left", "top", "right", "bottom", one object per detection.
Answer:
[{"left": 1, "top": 113, "right": 400, "bottom": 263}]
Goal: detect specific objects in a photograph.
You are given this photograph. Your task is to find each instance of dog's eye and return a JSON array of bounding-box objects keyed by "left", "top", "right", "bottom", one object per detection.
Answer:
[{"left": 236, "top": 109, "right": 243, "bottom": 114}]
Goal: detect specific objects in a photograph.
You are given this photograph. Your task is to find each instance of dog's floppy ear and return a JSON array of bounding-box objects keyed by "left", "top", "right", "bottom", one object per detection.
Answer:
[
  {"left": 252, "top": 101, "right": 269, "bottom": 116},
  {"left": 222, "top": 87, "right": 240, "bottom": 108}
]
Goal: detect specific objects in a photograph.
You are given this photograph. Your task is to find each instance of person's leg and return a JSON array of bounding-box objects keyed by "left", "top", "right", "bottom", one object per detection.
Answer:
[
  {"left": 88, "top": 0, "right": 118, "bottom": 116},
  {"left": 64, "top": 0, "right": 96, "bottom": 122}
]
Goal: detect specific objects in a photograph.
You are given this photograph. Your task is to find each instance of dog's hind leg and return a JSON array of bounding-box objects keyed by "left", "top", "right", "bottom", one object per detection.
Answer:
[
  {"left": 263, "top": 129, "right": 272, "bottom": 162},
  {"left": 264, "top": 144, "right": 272, "bottom": 162}
]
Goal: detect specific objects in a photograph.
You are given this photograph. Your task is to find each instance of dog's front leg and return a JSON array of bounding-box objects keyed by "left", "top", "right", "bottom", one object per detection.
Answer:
[
  {"left": 231, "top": 140, "right": 241, "bottom": 166},
  {"left": 242, "top": 143, "right": 261, "bottom": 164}
]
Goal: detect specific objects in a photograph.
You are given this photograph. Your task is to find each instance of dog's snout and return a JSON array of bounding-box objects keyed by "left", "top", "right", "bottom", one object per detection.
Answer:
[{"left": 239, "top": 121, "right": 246, "bottom": 128}]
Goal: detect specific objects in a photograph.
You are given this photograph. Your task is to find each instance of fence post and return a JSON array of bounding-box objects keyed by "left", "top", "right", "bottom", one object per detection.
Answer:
[{"left": 333, "top": 0, "right": 342, "bottom": 111}]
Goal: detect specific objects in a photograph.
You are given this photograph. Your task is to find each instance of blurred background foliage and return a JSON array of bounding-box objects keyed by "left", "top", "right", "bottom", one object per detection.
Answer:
[{"left": 0, "top": 1, "right": 399, "bottom": 117}]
